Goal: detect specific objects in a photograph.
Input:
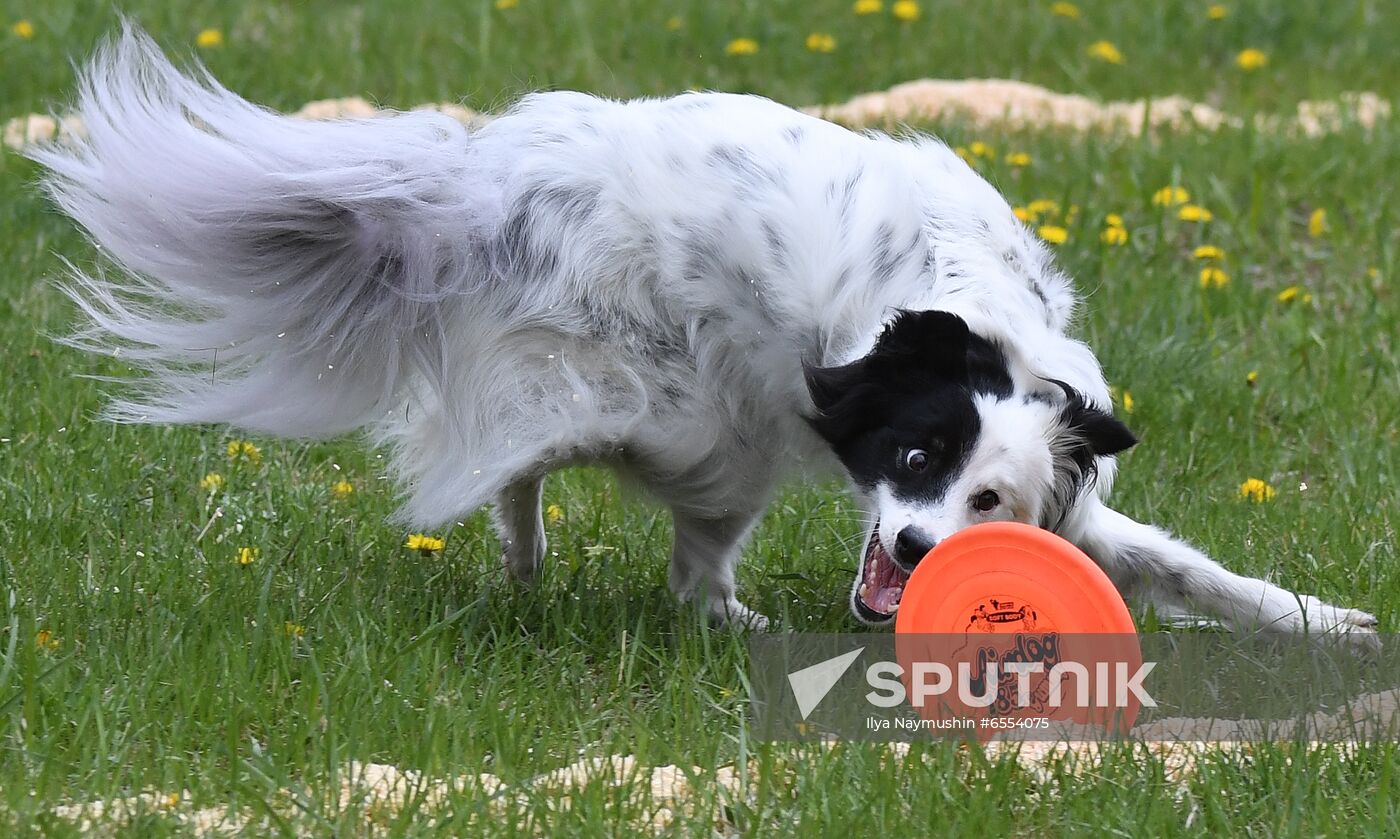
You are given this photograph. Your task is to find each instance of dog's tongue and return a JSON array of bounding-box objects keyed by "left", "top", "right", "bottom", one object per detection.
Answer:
[{"left": 859, "top": 526, "right": 911, "bottom": 616}]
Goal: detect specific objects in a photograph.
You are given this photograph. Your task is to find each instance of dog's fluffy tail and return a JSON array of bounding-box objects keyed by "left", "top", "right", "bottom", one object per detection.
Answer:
[{"left": 32, "top": 27, "right": 492, "bottom": 436}]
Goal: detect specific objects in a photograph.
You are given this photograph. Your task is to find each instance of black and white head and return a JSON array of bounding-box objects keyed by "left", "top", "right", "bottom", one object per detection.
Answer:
[{"left": 805, "top": 310, "right": 1137, "bottom": 625}]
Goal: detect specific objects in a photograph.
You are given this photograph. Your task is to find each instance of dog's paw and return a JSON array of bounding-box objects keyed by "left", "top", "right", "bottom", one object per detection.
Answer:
[
  {"left": 1299, "top": 598, "right": 1381, "bottom": 655},
  {"left": 711, "top": 599, "right": 771, "bottom": 632}
]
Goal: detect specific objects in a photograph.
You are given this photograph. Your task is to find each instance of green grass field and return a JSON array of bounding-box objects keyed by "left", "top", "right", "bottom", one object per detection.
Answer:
[{"left": 3, "top": 1, "right": 1400, "bottom": 835}]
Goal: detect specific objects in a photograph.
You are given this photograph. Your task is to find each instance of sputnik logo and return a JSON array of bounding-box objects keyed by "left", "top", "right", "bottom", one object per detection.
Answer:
[{"left": 787, "top": 647, "right": 865, "bottom": 720}]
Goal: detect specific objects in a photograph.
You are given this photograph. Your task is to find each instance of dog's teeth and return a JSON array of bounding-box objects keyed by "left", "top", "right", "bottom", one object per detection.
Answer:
[{"left": 858, "top": 583, "right": 870, "bottom": 598}]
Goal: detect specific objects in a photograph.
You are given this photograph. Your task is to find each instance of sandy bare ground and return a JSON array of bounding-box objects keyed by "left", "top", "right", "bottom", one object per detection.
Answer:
[
  {"left": 42, "top": 688, "right": 1400, "bottom": 835},
  {"left": 4, "top": 79, "right": 1390, "bottom": 151}
]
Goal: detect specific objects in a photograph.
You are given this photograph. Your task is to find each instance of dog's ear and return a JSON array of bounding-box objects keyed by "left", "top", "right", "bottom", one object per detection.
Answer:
[
  {"left": 1065, "top": 395, "right": 1138, "bottom": 456},
  {"left": 807, "top": 310, "right": 982, "bottom": 445},
  {"left": 1043, "top": 378, "right": 1137, "bottom": 457},
  {"left": 804, "top": 359, "right": 858, "bottom": 417},
  {"left": 871, "top": 310, "right": 970, "bottom": 377},
  {"left": 805, "top": 310, "right": 969, "bottom": 420}
]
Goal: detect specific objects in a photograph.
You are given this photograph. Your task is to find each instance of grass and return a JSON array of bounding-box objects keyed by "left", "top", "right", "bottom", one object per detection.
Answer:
[{"left": 2, "top": 0, "right": 1400, "bottom": 835}]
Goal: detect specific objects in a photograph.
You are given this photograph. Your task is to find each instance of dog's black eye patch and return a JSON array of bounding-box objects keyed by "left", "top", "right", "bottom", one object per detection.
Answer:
[{"left": 805, "top": 310, "right": 1013, "bottom": 497}]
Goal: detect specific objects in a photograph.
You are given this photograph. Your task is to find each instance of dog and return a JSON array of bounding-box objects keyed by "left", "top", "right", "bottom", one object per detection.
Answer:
[{"left": 34, "top": 29, "right": 1377, "bottom": 644}]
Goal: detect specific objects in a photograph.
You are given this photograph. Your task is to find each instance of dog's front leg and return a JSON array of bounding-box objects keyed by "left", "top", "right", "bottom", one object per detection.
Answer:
[
  {"left": 1069, "top": 498, "right": 1378, "bottom": 648},
  {"left": 669, "top": 508, "right": 769, "bottom": 630}
]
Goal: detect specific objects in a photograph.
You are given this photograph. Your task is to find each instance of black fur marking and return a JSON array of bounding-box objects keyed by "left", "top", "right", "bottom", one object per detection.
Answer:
[
  {"left": 497, "top": 183, "right": 600, "bottom": 279},
  {"left": 760, "top": 220, "right": 789, "bottom": 271},
  {"left": 827, "top": 166, "right": 864, "bottom": 230},
  {"left": 805, "top": 311, "right": 1013, "bottom": 502},
  {"left": 707, "top": 144, "right": 779, "bottom": 189},
  {"left": 868, "top": 224, "right": 923, "bottom": 283}
]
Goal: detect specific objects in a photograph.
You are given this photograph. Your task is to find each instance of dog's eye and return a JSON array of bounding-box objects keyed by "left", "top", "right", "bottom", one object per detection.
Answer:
[
  {"left": 973, "top": 490, "right": 1000, "bottom": 512},
  {"left": 904, "top": 449, "right": 930, "bottom": 472}
]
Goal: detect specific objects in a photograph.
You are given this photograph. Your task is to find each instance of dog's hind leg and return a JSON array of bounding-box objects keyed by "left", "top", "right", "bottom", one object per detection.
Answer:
[
  {"left": 493, "top": 475, "right": 547, "bottom": 582},
  {"left": 669, "top": 508, "right": 769, "bottom": 630}
]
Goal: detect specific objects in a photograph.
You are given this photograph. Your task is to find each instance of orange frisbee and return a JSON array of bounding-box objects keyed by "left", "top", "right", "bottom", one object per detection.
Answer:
[
  {"left": 893, "top": 522, "right": 1141, "bottom": 738},
  {"left": 894, "top": 521, "right": 1135, "bottom": 636}
]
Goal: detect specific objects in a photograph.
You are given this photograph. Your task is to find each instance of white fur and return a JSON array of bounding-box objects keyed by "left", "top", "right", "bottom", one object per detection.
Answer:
[{"left": 34, "top": 30, "right": 1377, "bottom": 642}]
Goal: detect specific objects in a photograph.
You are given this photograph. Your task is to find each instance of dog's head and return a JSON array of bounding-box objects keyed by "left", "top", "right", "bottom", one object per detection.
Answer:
[{"left": 805, "top": 310, "right": 1136, "bottom": 624}]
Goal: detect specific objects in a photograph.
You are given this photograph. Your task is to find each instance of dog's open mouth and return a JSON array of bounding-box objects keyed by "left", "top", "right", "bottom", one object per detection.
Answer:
[{"left": 853, "top": 520, "right": 911, "bottom": 622}]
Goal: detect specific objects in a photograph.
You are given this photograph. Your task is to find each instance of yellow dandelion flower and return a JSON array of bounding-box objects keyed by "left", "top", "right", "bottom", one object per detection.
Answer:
[
  {"left": 805, "top": 32, "right": 837, "bottom": 53},
  {"left": 495, "top": 0, "right": 518, "bottom": 8},
  {"left": 1050, "top": 2, "right": 1081, "bottom": 19},
  {"left": 545, "top": 503, "right": 564, "bottom": 525},
  {"left": 199, "top": 472, "right": 225, "bottom": 492},
  {"left": 1013, "top": 207, "right": 1033, "bottom": 222},
  {"left": 1308, "top": 207, "right": 1327, "bottom": 238},
  {"left": 1152, "top": 186, "right": 1191, "bottom": 207},
  {"left": 1199, "top": 266, "right": 1230, "bottom": 288},
  {"left": 725, "top": 37, "right": 759, "bottom": 56},
  {"left": 1193, "top": 245, "right": 1226, "bottom": 260},
  {"left": 854, "top": 0, "right": 883, "bottom": 14},
  {"left": 226, "top": 439, "right": 262, "bottom": 465},
  {"left": 1246, "top": 370, "right": 1259, "bottom": 386},
  {"left": 892, "top": 1, "right": 921, "bottom": 22},
  {"left": 12, "top": 19, "right": 36, "bottom": 39},
  {"left": 405, "top": 533, "right": 446, "bottom": 552},
  {"left": 283, "top": 621, "right": 306, "bottom": 638},
  {"left": 1101, "top": 225, "right": 1128, "bottom": 246},
  {"left": 968, "top": 141, "right": 995, "bottom": 158},
  {"left": 1236, "top": 48, "right": 1268, "bottom": 71},
  {"left": 1038, "top": 225, "right": 1069, "bottom": 245},
  {"left": 1105, "top": 213, "right": 1124, "bottom": 228},
  {"left": 1367, "top": 267, "right": 1380, "bottom": 280},
  {"left": 1121, "top": 391, "right": 1135, "bottom": 413},
  {"left": 195, "top": 28, "right": 223, "bottom": 48},
  {"left": 331, "top": 479, "right": 354, "bottom": 498},
  {"left": 1207, "top": 5, "right": 1228, "bottom": 21},
  {"left": 36, "top": 629, "right": 60, "bottom": 650},
  {"left": 1238, "top": 477, "right": 1276, "bottom": 503},
  {"left": 1004, "top": 152, "right": 1032, "bottom": 167},
  {"left": 665, "top": 16, "right": 683, "bottom": 31},
  {"left": 1027, "top": 198, "right": 1060, "bottom": 218},
  {"left": 1086, "top": 40, "right": 1124, "bottom": 64},
  {"left": 954, "top": 146, "right": 976, "bottom": 165},
  {"left": 237, "top": 546, "right": 259, "bottom": 566},
  {"left": 1277, "top": 285, "right": 1313, "bottom": 304},
  {"left": 1177, "top": 204, "right": 1214, "bottom": 222}
]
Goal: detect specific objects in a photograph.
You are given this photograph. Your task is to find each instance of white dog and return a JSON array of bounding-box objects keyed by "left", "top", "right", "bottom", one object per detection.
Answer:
[{"left": 35, "top": 29, "right": 1377, "bottom": 643}]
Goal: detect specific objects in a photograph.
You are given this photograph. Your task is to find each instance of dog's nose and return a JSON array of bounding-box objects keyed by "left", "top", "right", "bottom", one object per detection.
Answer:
[{"left": 894, "top": 526, "right": 937, "bottom": 568}]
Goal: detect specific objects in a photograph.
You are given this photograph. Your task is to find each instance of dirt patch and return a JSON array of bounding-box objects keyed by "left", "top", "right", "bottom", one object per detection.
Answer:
[
  {"left": 805, "top": 79, "right": 1389, "bottom": 136},
  {"left": 5, "top": 81, "right": 1390, "bottom": 152},
  {"left": 44, "top": 688, "right": 1400, "bottom": 835}
]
